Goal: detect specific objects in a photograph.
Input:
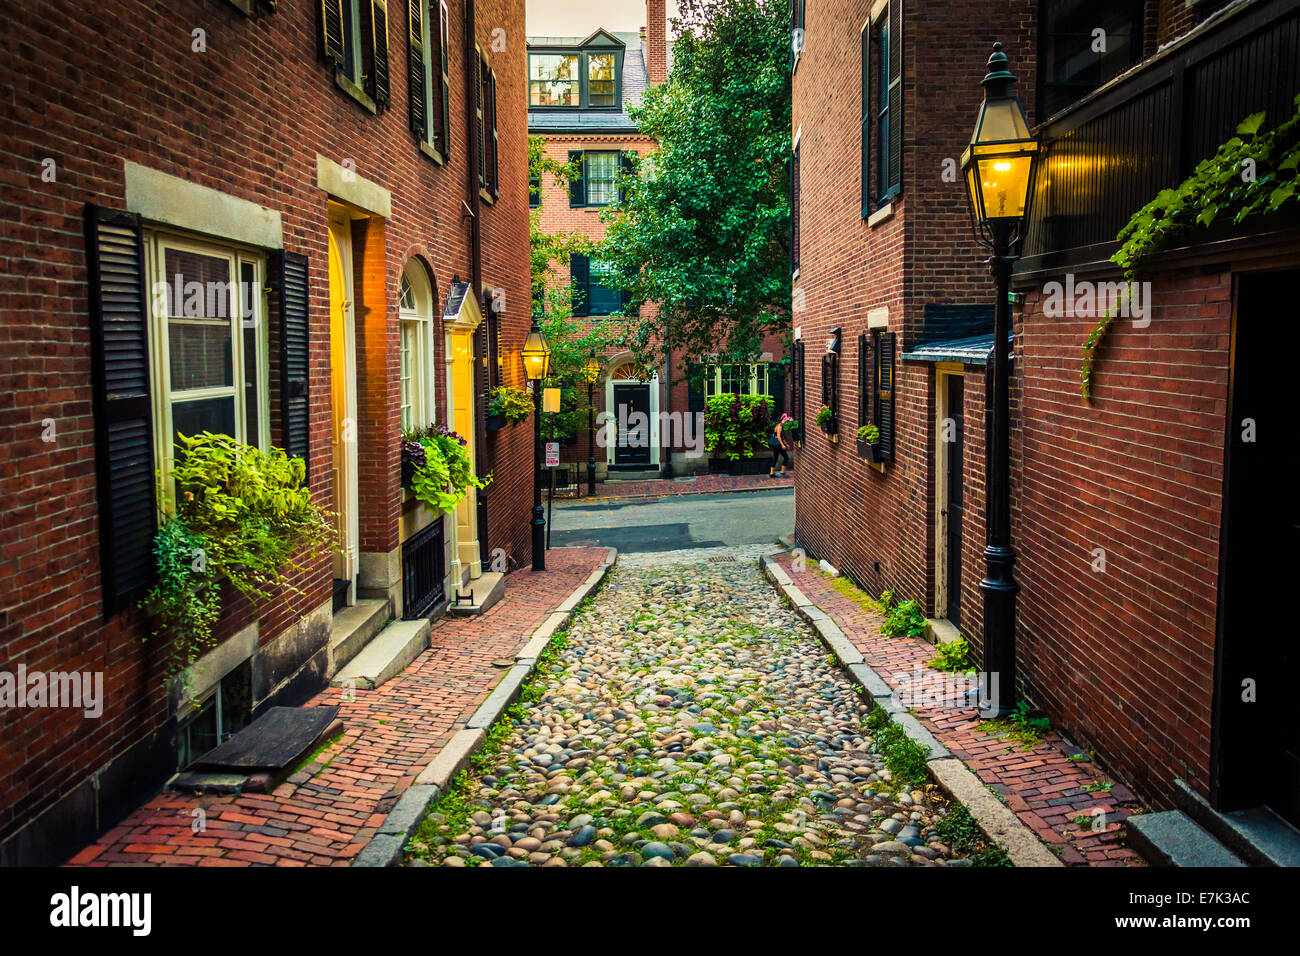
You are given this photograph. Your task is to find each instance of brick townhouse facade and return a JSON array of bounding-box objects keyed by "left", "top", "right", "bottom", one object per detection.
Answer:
[
  {"left": 0, "top": 0, "right": 531, "bottom": 864},
  {"left": 529, "top": 0, "right": 790, "bottom": 484},
  {"left": 793, "top": 0, "right": 1300, "bottom": 830}
]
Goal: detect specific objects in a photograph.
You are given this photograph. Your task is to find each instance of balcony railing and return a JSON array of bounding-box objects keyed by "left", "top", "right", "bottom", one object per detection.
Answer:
[{"left": 1016, "top": 0, "right": 1300, "bottom": 278}]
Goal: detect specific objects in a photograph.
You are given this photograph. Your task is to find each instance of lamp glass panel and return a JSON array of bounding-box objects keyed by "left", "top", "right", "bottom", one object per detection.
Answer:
[
  {"left": 975, "top": 151, "right": 1035, "bottom": 221},
  {"left": 973, "top": 96, "right": 1033, "bottom": 145}
]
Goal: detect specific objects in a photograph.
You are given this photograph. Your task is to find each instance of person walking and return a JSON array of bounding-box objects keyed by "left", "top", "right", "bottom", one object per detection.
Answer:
[{"left": 768, "top": 416, "right": 792, "bottom": 478}]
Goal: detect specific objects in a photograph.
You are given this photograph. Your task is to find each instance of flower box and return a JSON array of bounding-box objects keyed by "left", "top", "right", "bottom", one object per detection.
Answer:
[
  {"left": 486, "top": 413, "right": 507, "bottom": 432},
  {"left": 856, "top": 439, "right": 883, "bottom": 463},
  {"left": 817, "top": 417, "right": 838, "bottom": 435}
]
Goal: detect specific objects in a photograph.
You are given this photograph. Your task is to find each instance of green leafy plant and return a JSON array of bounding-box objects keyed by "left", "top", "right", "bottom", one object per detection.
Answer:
[
  {"left": 881, "top": 596, "right": 927, "bottom": 638},
  {"left": 979, "top": 700, "right": 1052, "bottom": 749},
  {"left": 408, "top": 424, "right": 490, "bottom": 514},
  {"left": 703, "top": 393, "right": 774, "bottom": 460},
  {"left": 815, "top": 405, "right": 835, "bottom": 426},
  {"left": 1082, "top": 96, "right": 1300, "bottom": 399},
  {"left": 928, "top": 638, "right": 974, "bottom": 674},
  {"left": 140, "top": 517, "right": 223, "bottom": 667},
  {"left": 857, "top": 423, "right": 880, "bottom": 443},
  {"left": 865, "top": 704, "right": 930, "bottom": 787},
  {"left": 140, "top": 432, "right": 334, "bottom": 672},
  {"left": 487, "top": 385, "right": 533, "bottom": 425}
]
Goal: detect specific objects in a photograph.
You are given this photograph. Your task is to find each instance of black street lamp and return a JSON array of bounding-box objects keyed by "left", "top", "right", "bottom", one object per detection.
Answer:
[
  {"left": 521, "top": 320, "right": 552, "bottom": 571},
  {"left": 960, "top": 42, "right": 1039, "bottom": 715},
  {"left": 583, "top": 351, "right": 601, "bottom": 497}
]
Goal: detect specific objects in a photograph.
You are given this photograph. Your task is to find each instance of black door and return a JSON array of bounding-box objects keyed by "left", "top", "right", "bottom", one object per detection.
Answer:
[
  {"left": 613, "top": 384, "right": 652, "bottom": 465},
  {"left": 945, "top": 376, "right": 965, "bottom": 628},
  {"left": 1212, "top": 269, "right": 1300, "bottom": 825}
]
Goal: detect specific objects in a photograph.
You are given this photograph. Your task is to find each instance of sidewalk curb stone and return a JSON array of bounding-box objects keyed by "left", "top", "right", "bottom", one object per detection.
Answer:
[
  {"left": 758, "top": 554, "right": 1062, "bottom": 868},
  {"left": 351, "top": 547, "right": 617, "bottom": 867}
]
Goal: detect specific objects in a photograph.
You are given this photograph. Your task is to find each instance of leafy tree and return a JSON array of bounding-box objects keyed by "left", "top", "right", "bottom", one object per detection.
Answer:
[{"left": 599, "top": 0, "right": 792, "bottom": 370}]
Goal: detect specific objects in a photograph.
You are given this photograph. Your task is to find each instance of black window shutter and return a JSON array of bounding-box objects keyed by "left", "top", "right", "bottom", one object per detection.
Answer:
[
  {"left": 489, "top": 69, "right": 500, "bottom": 198},
  {"left": 768, "top": 362, "right": 786, "bottom": 418},
  {"left": 618, "top": 151, "right": 633, "bottom": 203},
  {"left": 407, "top": 0, "right": 427, "bottom": 140},
  {"left": 86, "top": 205, "right": 157, "bottom": 616},
  {"left": 858, "top": 333, "right": 869, "bottom": 426},
  {"left": 319, "top": 0, "right": 346, "bottom": 66},
  {"left": 877, "top": 331, "right": 895, "bottom": 461},
  {"left": 274, "top": 250, "right": 311, "bottom": 478},
  {"left": 687, "top": 364, "right": 705, "bottom": 414},
  {"left": 791, "top": 146, "right": 800, "bottom": 273},
  {"left": 887, "top": 0, "right": 903, "bottom": 195},
  {"left": 860, "top": 22, "right": 871, "bottom": 217},
  {"left": 438, "top": 1, "right": 451, "bottom": 158},
  {"left": 475, "top": 51, "right": 486, "bottom": 190},
  {"left": 529, "top": 173, "right": 541, "bottom": 207},
  {"left": 370, "top": 0, "right": 391, "bottom": 109},
  {"left": 569, "top": 150, "right": 586, "bottom": 206},
  {"left": 570, "top": 253, "right": 589, "bottom": 315}
]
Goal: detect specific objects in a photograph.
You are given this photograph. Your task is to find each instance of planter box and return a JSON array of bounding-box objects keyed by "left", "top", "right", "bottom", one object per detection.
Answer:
[
  {"left": 485, "top": 413, "right": 507, "bottom": 432},
  {"left": 817, "top": 418, "right": 838, "bottom": 435},
  {"left": 856, "top": 439, "right": 883, "bottom": 463},
  {"left": 709, "top": 456, "right": 771, "bottom": 476},
  {"left": 401, "top": 456, "right": 417, "bottom": 489}
]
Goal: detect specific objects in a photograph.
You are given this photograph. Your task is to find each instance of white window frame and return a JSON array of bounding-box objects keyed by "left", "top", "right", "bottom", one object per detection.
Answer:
[
  {"left": 146, "top": 229, "right": 269, "bottom": 508},
  {"left": 398, "top": 265, "right": 436, "bottom": 433},
  {"left": 704, "top": 363, "right": 767, "bottom": 397}
]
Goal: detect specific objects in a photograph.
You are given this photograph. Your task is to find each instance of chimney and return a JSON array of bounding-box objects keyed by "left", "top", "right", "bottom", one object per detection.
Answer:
[{"left": 646, "top": 0, "right": 667, "bottom": 86}]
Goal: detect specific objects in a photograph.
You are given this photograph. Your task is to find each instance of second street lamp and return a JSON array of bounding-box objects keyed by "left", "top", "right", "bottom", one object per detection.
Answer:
[
  {"left": 521, "top": 321, "right": 552, "bottom": 571},
  {"left": 583, "top": 351, "right": 601, "bottom": 497},
  {"left": 960, "top": 41, "right": 1039, "bottom": 716}
]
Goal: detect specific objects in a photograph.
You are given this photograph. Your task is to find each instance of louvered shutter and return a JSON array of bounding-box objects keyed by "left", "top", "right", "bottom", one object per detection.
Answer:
[
  {"left": 768, "top": 362, "right": 786, "bottom": 418},
  {"left": 569, "top": 150, "right": 586, "bottom": 206},
  {"left": 886, "top": 0, "right": 902, "bottom": 195},
  {"left": 85, "top": 205, "right": 156, "bottom": 616},
  {"left": 570, "top": 254, "right": 589, "bottom": 316},
  {"left": 274, "top": 250, "right": 311, "bottom": 478},
  {"left": 319, "top": 0, "right": 346, "bottom": 66},
  {"left": 438, "top": 1, "right": 451, "bottom": 158},
  {"left": 876, "top": 331, "right": 895, "bottom": 461},
  {"left": 489, "top": 69, "right": 500, "bottom": 198},
  {"left": 860, "top": 23, "right": 871, "bottom": 217},
  {"left": 858, "top": 333, "right": 869, "bottom": 426},
  {"left": 475, "top": 51, "right": 486, "bottom": 190},
  {"left": 687, "top": 364, "right": 705, "bottom": 415},
  {"left": 371, "top": 0, "right": 391, "bottom": 109},
  {"left": 407, "top": 0, "right": 426, "bottom": 139},
  {"left": 618, "top": 151, "right": 634, "bottom": 203},
  {"left": 790, "top": 147, "right": 800, "bottom": 273}
]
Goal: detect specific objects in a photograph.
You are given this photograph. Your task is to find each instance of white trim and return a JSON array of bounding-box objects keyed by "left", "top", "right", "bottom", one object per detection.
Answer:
[
  {"left": 604, "top": 362, "right": 660, "bottom": 467},
  {"left": 328, "top": 212, "right": 360, "bottom": 598},
  {"left": 870, "top": 0, "right": 889, "bottom": 24},
  {"left": 792, "top": 125, "right": 803, "bottom": 150},
  {"left": 934, "top": 367, "right": 965, "bottom": 622},
  {"left": 867, "top": 202, "right": 895, "bottom": 228},
  {"left": 125, "top": 161, "right": 283, "bottom": 249},
  {"left": 867, "top": 306, "right": 889, "bottom": 329}
]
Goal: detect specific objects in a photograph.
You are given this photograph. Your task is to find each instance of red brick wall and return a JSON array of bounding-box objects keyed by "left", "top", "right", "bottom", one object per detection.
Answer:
[
  {"left": 1010, "top": 265, "right": 1232, "bottom": 805},
  {"left": 791, "top": 0, "right": 1031, "bottom": 637},
  {"left": 646, "top": 0, "right": 668, "bottom": 85},
  {"left": 0, "top": 0, "right": 530, "bottom": 850}
]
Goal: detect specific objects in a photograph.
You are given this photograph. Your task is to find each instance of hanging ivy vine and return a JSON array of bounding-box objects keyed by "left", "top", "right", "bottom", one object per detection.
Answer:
[{"left": 1080, "top": 94, "right": 1300, "bottom": 400}]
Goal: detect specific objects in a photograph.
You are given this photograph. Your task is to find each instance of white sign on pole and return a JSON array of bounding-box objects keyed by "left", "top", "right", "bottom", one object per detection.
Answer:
[{"left": 545, "top": 442, "right": 559, "bottom": 467}]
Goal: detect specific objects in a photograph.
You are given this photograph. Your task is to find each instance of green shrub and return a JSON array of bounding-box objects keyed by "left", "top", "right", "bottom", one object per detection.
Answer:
[
  {"left": 881, "top": 596, "right": 927, "bottom": 638},
  {"left": 865, "top": 705, "right": 931, "bottom": 787},
  {"left": 814, "top": 405, "right": 835, "bottom": 426},
  {"left": 703, "top": 393, "right": 774, "bottom": 460},
  {"left": 407, "top": 425, "right": 491, "bottom": 514},
  {"left": 857, "top": 424, "right": 880, "bottom": 443},
  {"left": 928, "top": 638, "right": 974, "bottom": 673},
  {"left": 140, "top": 517, "right": 223, "bottom": 666},
  {"left": 487, "top": 385, "right": 533, "bottom": 425}
]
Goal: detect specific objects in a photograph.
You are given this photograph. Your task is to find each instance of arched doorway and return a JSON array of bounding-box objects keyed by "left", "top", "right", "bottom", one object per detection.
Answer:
[{"left": 605, "top": 356, "right": 659, "bottom": 469}]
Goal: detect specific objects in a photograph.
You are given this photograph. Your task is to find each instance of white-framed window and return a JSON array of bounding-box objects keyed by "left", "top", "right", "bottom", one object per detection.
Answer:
[
  {"left": 146, "top": 230, "right": 268, "bottom": 503},
  {"left": 398, "top": 262, "right": 436, "bottom": 433},
  {"left": 585, "top": 150, "right": 620, "bottom": 205},
  {"left": 704, "top": 363, "right": 769, "bottom": 397}
]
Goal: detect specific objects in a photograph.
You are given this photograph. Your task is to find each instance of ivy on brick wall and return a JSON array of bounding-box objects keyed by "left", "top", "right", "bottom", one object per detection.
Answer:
[{"left": 1081, "top": 94, "right": 1300, "bottom": 400}]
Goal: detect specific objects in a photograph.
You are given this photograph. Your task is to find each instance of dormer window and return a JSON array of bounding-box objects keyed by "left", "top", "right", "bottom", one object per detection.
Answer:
[{"left": 528, "top": 30, "right": 624, "bottom": 110}]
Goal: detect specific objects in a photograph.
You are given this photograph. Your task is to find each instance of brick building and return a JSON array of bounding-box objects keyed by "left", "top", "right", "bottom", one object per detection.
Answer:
[
  {"left": 793, "top": 0, "right": 1300, "bottom": 836},
  {"left": 0, "top": 0, "right": 531, "bottom": 864},
  {"left": 529, "top": 0, "right": 790, "bottom": 483}
]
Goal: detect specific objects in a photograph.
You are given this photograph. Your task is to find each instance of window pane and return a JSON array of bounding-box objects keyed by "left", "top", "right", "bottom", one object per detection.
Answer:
[
  {"left": 588, "top": 259, "right": 622, "bottom": 314},
  {"left": 172, "top": 395, "right": 236, "bottom": 452},
  {"left": 240, "top": 260, "right": 260, "bottom": 450},
  {"left": 400, "top": 322, "right": 415, "bottom": 431},
  {"left": 529, "top": 54, "right": 579, "bottom": 106},
  {"left": 588, "top": 53, "right": 616, "bottom": 106},
  {"left": 1040, "top": 0, "right": 1141, "bottom": 117},
  {"left": 165, "top": 248, "right": 234, "bottom": 391},
  {"left": 586, "top": 150, "right": 619, "bottom": 205}
]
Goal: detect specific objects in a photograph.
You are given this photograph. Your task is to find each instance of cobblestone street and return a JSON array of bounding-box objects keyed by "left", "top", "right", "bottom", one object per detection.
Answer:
[{"left": 407, "top": 551, "right": 991, "bottom": 867}]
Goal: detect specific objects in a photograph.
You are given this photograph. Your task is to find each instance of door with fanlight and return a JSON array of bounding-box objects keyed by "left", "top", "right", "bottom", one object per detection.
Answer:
[{"left": 327, "top": 214, "right": 359, "bottom": 607}]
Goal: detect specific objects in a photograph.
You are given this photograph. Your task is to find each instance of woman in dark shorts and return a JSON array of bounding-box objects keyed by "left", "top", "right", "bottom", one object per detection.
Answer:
[{"left": 768, "top": 417, "right": 791, "bottom": 477}]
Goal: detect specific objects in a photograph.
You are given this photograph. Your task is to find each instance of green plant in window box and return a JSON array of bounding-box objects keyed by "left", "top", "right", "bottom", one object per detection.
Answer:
[
  {"left": 815, "top": 405, "right": 837, "bottom": 434},
  {"left": 486, "top": 385, "right": 533, "bottom": 431},
  {"left": 703, "top": 393, "right": 773, "bottom": 461},
  {"left": 407, "top": 423, "right": 491, "bottom": 514},
  {"left": 857, "top": 424, "right": 880, "bottom": 443},
  {"left": 139, "top": 432, "right": 335, "bottom": 674},
  {"left": 856, "top": 423, "right": 882, "bottom": 462}
]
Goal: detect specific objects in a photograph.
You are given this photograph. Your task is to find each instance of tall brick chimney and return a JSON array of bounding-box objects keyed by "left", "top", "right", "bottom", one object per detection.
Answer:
[{"left": 646, "top": 0, "right": 667, "bottom": 86}]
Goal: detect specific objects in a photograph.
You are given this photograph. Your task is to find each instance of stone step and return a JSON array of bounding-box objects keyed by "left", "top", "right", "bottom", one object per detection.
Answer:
[
  {"left": 603, "top": 469, "right": 660, "bottom": 481},
  {"left": 330, "top": 618, "right": 430, "bottom": 690},
  {"left": 1173, "top": 778, "right": 1300, "bottom": 867},
  {"left": 327, "top": 598, "right": 389, "bottom": 676},
  {"left": 1127, "top": 810, "right": 1245, "bottom": 867},
  {"left": 447, "top": 571, "right": 506, "bottom": 617}
]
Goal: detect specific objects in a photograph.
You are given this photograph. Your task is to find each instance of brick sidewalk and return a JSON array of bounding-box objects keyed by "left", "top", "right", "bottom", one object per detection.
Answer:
[
  {"left": 771, "top": 553, "right": 1146, "bottom": 867},
  {"left": 67, "top": 547, "right": 609, "bottom": 867},
  {"left": 559, "top": 469, "right": 793, "bottom": 501}
]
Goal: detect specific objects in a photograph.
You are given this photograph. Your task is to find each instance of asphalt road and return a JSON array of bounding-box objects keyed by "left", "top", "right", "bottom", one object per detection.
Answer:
[{"left": 547, "top": 487, "right": 794, "bottom": 553}]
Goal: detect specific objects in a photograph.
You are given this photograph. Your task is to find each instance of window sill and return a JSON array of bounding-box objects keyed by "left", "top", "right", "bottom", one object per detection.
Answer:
[
  {"left": 867, "top": 202, "right": 894, "bottom": 229},
  {"left": 480, "top": 187, "right": 496, "bottom": 205},
  {"left": 419, "top": 140, "right": 446, "bottom": 166},
  {"left": 334, "top": 71, "right": 377, "bottom": 114},
  {"left": 792, "top": 267, "right": 801, "bottom": 282}
]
